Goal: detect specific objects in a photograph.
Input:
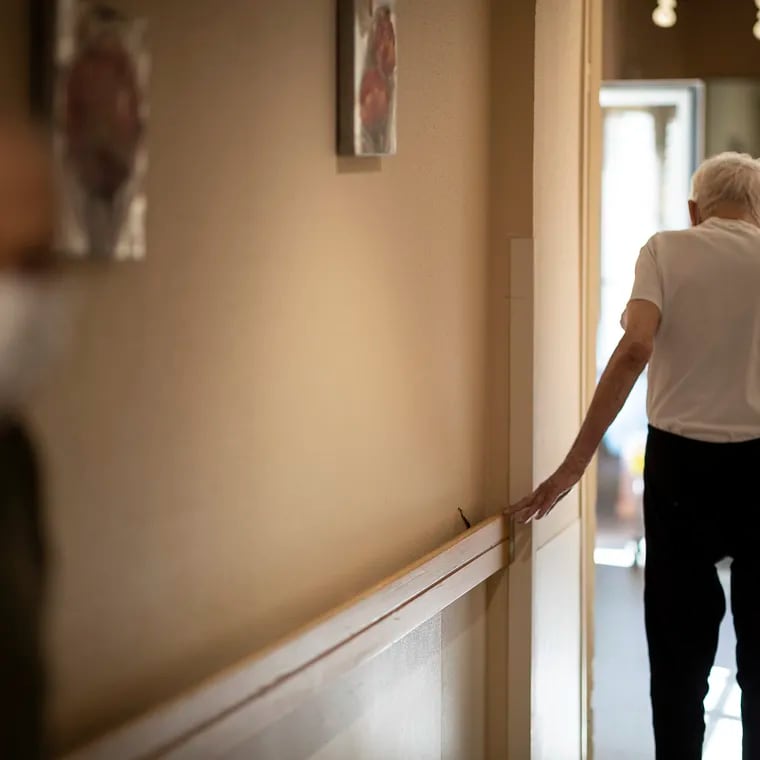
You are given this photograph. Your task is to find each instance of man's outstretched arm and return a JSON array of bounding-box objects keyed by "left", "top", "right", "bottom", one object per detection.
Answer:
[{"left": 507, "top": 299, "right": 661, "bottom": 523}]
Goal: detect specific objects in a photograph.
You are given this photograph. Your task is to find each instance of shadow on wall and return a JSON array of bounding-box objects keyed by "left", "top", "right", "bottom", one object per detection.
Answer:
[{"left": 336, "top": 157, "right": 383, "bottom": 174}]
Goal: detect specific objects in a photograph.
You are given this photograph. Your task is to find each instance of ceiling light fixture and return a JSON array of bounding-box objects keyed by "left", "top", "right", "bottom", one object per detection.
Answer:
[
  {"left": 652, "top": 0, "right": 677, "bottom": 29},
  {"left": 754, "top": 0, "right": 760, "bottom": 40}
]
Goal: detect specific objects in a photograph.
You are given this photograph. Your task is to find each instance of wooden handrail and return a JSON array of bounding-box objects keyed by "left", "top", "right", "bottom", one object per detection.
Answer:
[{"left": 65, "top": 514, "right": 509, "bottom": 760}]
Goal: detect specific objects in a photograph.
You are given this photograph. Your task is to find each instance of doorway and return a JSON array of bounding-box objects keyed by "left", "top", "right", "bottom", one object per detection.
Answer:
[{"left": 595, "top": 81, "right": 701, "bottom": 565}]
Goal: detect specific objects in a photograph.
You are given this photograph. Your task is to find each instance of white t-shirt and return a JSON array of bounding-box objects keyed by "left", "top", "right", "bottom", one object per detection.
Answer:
[{"left": 630, "top": 217, "right": 760, "bottom": 443}]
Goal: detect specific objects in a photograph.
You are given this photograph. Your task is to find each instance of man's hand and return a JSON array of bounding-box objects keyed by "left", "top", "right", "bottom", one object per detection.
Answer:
[{"left": 506, "top": 463, "right": 583, "bottom": 524}]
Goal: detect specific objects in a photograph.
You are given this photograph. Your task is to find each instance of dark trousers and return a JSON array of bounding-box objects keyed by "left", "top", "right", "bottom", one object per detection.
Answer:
[
  {"left": 644, "top": 426, "right": 760, "bottom": 760},
  {"left": 0, "top": 418, "right": 47, "bottom": 759}
]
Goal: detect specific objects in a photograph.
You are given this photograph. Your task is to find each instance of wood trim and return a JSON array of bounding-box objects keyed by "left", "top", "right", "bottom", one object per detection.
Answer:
[
  {"left": 64, "top": 515, "right": 509, "bottom": 760},
  {"left": 579, "top": 0, "right": 603, "bottom": 758}
]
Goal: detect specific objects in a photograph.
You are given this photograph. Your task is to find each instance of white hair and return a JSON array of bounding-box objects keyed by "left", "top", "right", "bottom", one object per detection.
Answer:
[{"left": 691, "top": 152, "right": 760, "bottom": 223}]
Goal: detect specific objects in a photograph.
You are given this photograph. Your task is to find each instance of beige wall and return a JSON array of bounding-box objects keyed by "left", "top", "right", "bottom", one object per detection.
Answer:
[
  {"left": 604, "top": 0, "right": 760, "bottom": 80},
  {"left": 485, "top": 2, "right": 537, "bottom": 755},
  {"left": 1, "top": 0, "right": 595, "bottom": 755},
  {"left": 532, "top": 0, "right": 584, "bottom": 552},
  {"left": 5, "top": 0, "right": 496, "bottom": 751}
]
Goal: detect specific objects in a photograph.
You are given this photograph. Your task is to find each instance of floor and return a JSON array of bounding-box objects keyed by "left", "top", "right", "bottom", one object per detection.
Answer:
[{"left": 593, "top": 562, "right": 742, "bottom": 759}]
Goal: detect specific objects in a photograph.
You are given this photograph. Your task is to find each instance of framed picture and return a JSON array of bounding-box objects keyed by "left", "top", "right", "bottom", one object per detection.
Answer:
[
  {"left": 338, "top": 0, "right": 397, "bottom": 157},
  {"left": 30, "top": 0, "right": 149, "bottom": 261}
]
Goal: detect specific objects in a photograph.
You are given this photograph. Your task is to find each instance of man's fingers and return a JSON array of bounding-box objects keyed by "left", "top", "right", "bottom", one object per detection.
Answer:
[
  {"left": 535, "top": 487, "right": 572, "bottom": 519},
  {"left": 508, "top": 487, "right": 550, "bottom": 522},
  {"left": 534, "top": 489, "right": 563, "bottom": 520},
  {"left": 507, "top": 476, "right": 577, "bottom": 523},
  {"left": 513, "top": 509, "right": 532, "bottom": 524},
  {"left": 516, "top": 496, "right": 545, "bottom": 524},
  {"left": 506, "top": 496, "right": 533, "bottom": 515},
  {"left": 535, "top": 503, "right": 554, "bottom": 520}
]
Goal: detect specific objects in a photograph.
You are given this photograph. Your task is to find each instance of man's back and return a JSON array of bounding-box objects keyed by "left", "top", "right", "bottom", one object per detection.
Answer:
[{"left": 635, "top": 217, "right": 760, "bottom": 442}]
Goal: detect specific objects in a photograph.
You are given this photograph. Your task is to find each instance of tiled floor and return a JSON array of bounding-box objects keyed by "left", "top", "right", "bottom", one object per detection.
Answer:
[{"left": 593, "top": 562, "right": 741, "bottom": 759}]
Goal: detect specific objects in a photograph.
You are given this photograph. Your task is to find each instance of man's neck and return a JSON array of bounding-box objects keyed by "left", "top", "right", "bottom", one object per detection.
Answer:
[{"left": 705, "top": 203, "right": 758, "bottom": 226}]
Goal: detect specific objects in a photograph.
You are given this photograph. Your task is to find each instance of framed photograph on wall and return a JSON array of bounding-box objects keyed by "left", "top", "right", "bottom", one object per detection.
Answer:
[
  {"left": 30, "top": 0, "right": 149, "bottom": 261},
  {"left": 338, "top": 0, "right": 397, "bottom": 157}
]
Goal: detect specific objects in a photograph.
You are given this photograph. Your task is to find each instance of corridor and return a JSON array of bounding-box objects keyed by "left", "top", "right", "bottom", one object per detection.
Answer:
[{"left": 1, "top": 0, "right": 758, "bottom": 758}]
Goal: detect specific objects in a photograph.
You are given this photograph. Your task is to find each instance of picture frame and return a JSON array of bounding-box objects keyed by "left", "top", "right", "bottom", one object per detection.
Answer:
[
  {"left": 30, "top": 0, "right": 149, "bottom": 261},
  {"left": 338, "top": 0, "right": 397, "bottom": 157}
]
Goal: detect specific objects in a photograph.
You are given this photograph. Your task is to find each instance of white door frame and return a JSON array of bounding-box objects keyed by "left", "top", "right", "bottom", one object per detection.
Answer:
[{"left": 580, "top": 0, "right": 603, "bottom": 756}]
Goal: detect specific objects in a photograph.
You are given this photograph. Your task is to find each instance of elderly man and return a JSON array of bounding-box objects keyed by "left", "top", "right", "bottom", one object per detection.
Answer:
[
  {"left": 510, "top": 151, "right": 760, "bottom": 759},
  {"left": 0, "top": 116, "right": 61, "bottom": 758}
]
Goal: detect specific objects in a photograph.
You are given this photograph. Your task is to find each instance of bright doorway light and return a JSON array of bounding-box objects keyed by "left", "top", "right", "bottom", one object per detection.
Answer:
[
  {"left": 594, "top": 544, "right": 636, "bottom": 568},
  {"left": 704, "top": 666, "right": 731, "bottom": 712},
  {"left": 704, "top": 717, "right": 743, "bottom": 759}
]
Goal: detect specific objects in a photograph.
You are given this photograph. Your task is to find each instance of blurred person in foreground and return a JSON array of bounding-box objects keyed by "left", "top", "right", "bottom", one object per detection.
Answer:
[
  {"left": 0, "top": 115, "right": 67, "bottom": 759},
  {"left": 509, "top": 152, "right": 760, "bottom": 760}
]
